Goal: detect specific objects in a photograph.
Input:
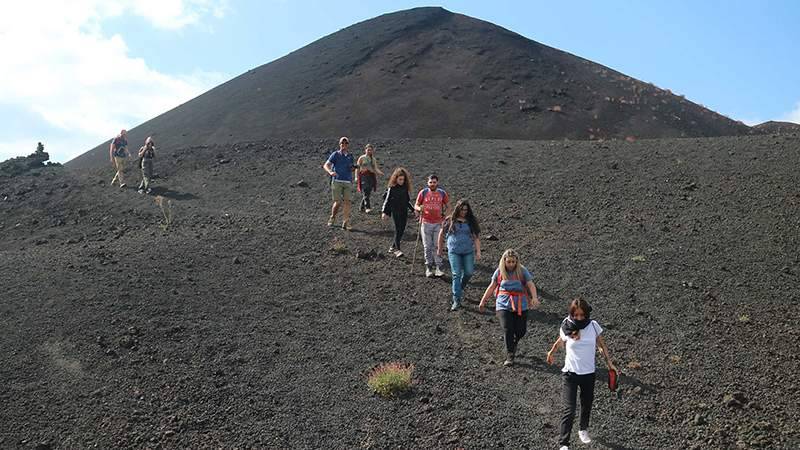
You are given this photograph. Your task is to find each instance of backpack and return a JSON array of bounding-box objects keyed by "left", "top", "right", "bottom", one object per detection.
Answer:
[
  {"left": 111, "top": 137, "right": 127, "bottom": 157},
  {"left": 495, "top": 271, "right": 532, "bottom": 299}
]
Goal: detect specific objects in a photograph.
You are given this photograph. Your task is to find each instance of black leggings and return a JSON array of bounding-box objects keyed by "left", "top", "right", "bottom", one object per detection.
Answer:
[
  {"left": 496, "top": 309, "right": 528, "bottom": 354},
  {"left": 392, "top": 212, "right": 408, "bottom": 249},
  {"left": 559, "top": 371, "right": 596, "bottom": 446},
  {"left": 360, "top": 174, "right": 376, "bottom": 210}
]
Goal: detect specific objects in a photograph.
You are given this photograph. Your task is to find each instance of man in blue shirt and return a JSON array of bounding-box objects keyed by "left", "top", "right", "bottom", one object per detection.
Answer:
[{"left": 322, "top": 136, "right": 356, "bottom": 230}]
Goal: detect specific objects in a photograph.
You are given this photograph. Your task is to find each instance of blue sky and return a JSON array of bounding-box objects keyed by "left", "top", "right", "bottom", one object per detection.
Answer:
[{"left": 2, "top": 0, "right": 798, "bottom": 163}]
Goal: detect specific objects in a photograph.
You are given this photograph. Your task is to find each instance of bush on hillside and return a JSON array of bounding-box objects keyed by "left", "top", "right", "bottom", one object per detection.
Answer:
[{"left": 367, "top": 362, "right": 414, "bottom": 398}]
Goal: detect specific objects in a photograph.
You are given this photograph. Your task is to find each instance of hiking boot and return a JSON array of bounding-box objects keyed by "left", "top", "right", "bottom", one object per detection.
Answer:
[
  {"left": 434, "top": 266, "right": 445, "bottom": 277},
  {"left": 342, "top": 222, "right": 352, "bottom": 231},
  {"left": 425, "top": 267, "right": 434, "bottom": 278},
  {"left": 503, "top": 353, "right": 515, "bottom": 367},
  {"left": 578, "top": 430, "right": 591, "bottom": 444},
  {"left": 327, "top": 216, "right": 335, "bottom": 227}
]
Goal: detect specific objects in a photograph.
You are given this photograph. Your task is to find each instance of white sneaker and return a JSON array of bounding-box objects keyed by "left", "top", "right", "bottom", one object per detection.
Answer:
[
  {"left": 434, "top": 267, "right": 445, "bottom": 277},
  {"left": 578, "top": 430, "right": 591, "bottom": 444},
  {"left": 365, "top": 208, "right": 372, "bottom": 214},
  {"left": 559, "top": 446, "right": 569, "bottom": 450},
  {"left": 393, "top": 249, "right": 404, "bottom": 258},
  {"left": 425, "top": 267, "right": 433, "bottom": 278}
]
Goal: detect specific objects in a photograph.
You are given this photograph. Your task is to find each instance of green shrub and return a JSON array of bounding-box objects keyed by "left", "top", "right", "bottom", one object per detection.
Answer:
[
  {"left": 154, "top": 195, "right": 173, "bottom": 230},
  {"left": 330, "top": 238, "right": 347, "bottom": 254},
  {"left": 367, "top": 362, "right": 414, "bottom": 398}
]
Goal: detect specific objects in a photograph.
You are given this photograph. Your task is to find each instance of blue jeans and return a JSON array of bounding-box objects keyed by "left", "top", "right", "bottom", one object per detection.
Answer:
[{"left": 449, "top": 251, "right": 475, "bottom": 302}]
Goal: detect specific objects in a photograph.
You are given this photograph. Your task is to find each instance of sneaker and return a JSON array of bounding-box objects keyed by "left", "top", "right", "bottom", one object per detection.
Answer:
[
  {"left": 137, "top": 189, "right": 144, "bottom": 194},
  {"left": 145, "top": 188, "right": 152, "bottom": 194},
  {"left": 120, "top": 183, "right": 127, "bottom": 188},
  {"left": 434, "top": 266, "right": 445, "bottom": 277},
  {"left": 578, "top": 430, "right": 591, "bottom": 444},
  {"left": 425, "top": 267, "right": 434, "bottom": 278},
  {"left": 559, "top": 446, "right": 569, "bottom": 450},
  {"left": 503, "top": 353, "right": 515, "bottom": 367},
  {"left": 365, "top": 208, "right": 372, "bottom": 214},
  {"left": 327, "top": 217, "right": 335, "bottom": 227},
  {"left": 393, "top": 249, "right": 404, "bottom": 258},
  {"left": 450, "top": 298, "right": 460, "bottom": 311},
  {"left": 389, "top": 245, "right": 397, "bottom": 253},
  {"left": 342, "top": 222, "right": 352, "bottom": 231}
]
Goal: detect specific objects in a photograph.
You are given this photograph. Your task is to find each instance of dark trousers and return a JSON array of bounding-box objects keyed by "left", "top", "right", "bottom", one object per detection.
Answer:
[
  {"left": 392, "top": 212, "right": 408, "bottom": 249},
  {"left": 360, "top": 174, "right": 376, "bottom": 210},
  {"left": 496, "top": 309, "right": 528, "bottom": 354},
  {"left": 559, "top": 371, "right": 596, "bottom": 446}
]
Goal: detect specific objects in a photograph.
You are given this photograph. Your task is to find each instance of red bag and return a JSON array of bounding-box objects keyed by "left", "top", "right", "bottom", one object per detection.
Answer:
[{"left": 608, "top": 368, "right": 618, "bottom": 392}]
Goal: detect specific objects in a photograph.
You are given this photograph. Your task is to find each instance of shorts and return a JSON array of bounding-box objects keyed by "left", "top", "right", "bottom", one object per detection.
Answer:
[{"left": 331, "top": 181, "right": 352, "bottom": 202}]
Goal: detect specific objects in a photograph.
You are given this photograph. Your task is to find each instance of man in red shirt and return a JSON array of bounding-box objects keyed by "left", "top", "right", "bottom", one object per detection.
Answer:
[{"left": 414, "top": 174, "right": 450, "bottom": 277}]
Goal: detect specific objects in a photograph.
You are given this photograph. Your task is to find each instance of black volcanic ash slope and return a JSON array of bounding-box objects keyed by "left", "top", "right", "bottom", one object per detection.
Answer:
[
  {"left": 70, "top": 7, "right": 751, "bottom": 169},
  {"left": 3, "top": 133, "right": 799, "bottom": 449}
]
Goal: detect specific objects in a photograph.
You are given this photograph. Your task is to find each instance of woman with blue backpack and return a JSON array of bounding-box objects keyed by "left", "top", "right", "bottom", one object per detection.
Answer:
[
  {"left": 437, "top": 199, "right": 481, "bottom": 311},
  {"left": 479, "top": 248, "right": 540, "bottom": 366}
]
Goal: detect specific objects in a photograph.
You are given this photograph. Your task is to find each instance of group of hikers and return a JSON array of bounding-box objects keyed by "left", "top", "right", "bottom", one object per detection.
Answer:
[
  {"left": 104, "top": 130, "right": 617, "bottom": 449},
  {"left": 108, "top": 129, "right": 156, "bottom": 195},
  {"left": 323, "top": 136, "right": 619, "bottom": 450}
]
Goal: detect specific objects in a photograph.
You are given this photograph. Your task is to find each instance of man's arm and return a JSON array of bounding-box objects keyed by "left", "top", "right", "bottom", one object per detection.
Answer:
[{"left": 323, "top": 161, "right": 335, "bottom": 176}]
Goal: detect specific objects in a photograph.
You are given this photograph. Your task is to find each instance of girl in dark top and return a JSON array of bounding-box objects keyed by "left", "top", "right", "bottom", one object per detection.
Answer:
[
  {"left": 437, "top": 199, "right": 481, "bottom": 310},
  {"left": 381, "top": 167, "right": 415, "bottom": 257}
]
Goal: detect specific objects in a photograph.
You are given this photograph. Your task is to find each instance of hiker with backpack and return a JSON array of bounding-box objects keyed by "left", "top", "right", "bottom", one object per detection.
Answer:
[
  {"left": 437, "top": 199, "right": 480, "bottom": 310},
  {"left": 381, "top": 167, "right": 415, "bottom": 257},
  {"left": 137, "top": 136, "right": 156, "bottom": 194},
  {"left": 546, "top": 297, "right": 618, "bottom": 450},
  {"left": 109, "top": 129, "right": 129, "bottom": 188},
  {"left": 414, "top": 174, "right": 450, "bottom": 277},
  {"left": 356, "top": 143, "right": 384, "bottom": 213},
  {"left": 322, "top": 136, "right": 356, "bottom": 230},
  {"left": 479, "top": 249, "right": 540, "bottom": 366}
]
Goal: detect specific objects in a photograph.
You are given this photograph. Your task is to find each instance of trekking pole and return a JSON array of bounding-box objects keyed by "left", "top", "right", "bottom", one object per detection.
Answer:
[{"left": 410, "top": 217, "right": 421, "bottom": 273}]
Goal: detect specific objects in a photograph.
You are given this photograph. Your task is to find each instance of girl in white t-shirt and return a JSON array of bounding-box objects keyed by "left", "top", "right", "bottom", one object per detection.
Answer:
[{"left": 546, "top": 298, "right": 618, "bottom": 450}]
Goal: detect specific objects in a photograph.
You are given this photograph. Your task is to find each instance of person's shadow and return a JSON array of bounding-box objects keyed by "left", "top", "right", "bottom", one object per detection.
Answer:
[{"left": 148, "top": 186, "right": 198, "bottom": 201}]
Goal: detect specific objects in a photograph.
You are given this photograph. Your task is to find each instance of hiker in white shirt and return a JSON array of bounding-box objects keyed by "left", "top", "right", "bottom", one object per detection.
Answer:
[{"left": 546, "top": 298, "right": 618, "bottom": 450}]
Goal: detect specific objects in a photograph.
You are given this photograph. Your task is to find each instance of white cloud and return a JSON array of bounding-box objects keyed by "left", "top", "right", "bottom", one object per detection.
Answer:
[
  {"left": 783, "top": 102, "right": 800, "bottom": 124},
  {"left": 0, "top": 0, "right": 229, "bottom": 163}
]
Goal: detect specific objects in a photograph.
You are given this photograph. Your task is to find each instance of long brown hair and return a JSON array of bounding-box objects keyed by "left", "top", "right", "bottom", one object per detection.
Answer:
[
  {"left": 387, "top": 167, "right": 413, "bottom": 193},
  {"left": 445, "top": 198, "right": 480, "bottom": 235}
]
